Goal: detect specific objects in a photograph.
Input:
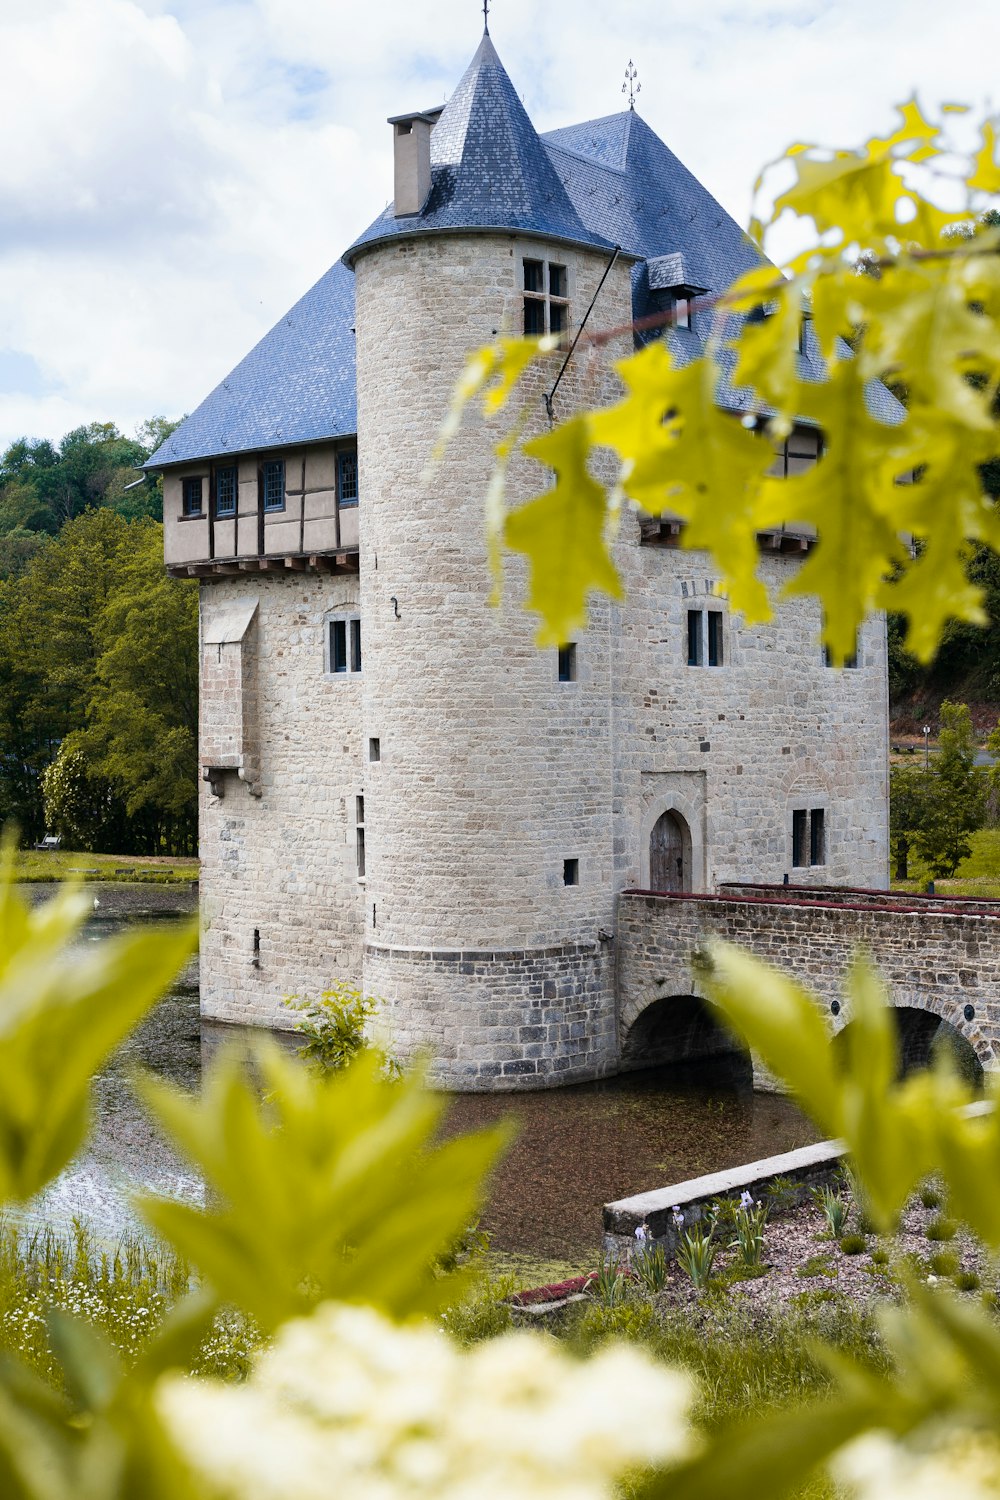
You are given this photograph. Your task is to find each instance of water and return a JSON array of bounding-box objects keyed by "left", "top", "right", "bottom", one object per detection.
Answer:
[{"left": 22, "top": 884, "right": 817, "bottom": 1258}]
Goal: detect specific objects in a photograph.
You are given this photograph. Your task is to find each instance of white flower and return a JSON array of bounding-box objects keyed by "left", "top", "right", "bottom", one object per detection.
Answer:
[
  {"left": 634, "top": 1224, "right": 648, "bottom": 1243},
  {"left": 157, "top": 1301, "right": 697, "bottom": 1500},
  {"left": 833, "top": 1431, "right": 1000, "bottom": 1500},
  {"left": 739, "top": 1190, "right": 754, "bottom": 1210}
]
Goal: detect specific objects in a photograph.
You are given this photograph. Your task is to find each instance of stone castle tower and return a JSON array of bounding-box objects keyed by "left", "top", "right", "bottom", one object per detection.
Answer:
[{"left": 150, "top": 30, "right": 892, "bottom": 1088}]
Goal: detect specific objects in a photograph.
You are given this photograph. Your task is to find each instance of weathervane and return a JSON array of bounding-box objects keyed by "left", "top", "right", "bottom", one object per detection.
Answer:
[
  {"left": 623, "top": 59, "right": 640, "bottom": 111},
  {"left": 483, "top": 0, "right": 490, "bottom": 33}
]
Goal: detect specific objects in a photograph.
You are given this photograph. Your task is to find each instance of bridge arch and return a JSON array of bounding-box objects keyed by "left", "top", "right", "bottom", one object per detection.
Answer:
[
  {"left": 832, "top": 993, "right": 989, "bottom": 1086},
  {"left": 620, "top": 991, "right": 752, "bottom": 1084}
]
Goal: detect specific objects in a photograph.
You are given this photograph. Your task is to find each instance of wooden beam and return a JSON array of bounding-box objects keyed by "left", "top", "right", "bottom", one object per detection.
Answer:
[{"left": 285, "top": 555, "right": 308, "bottom": 570}]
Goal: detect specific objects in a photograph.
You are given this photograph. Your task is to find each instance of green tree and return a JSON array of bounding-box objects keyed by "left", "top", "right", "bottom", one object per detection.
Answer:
[
  {"left": 910, "top": 701, "right": 986, "bottom": 877},
  {"left": 888, "top": 762, "right": 928, "bottom": 880},
  {"left": 67, "top": 521, "right": 198, "bottom": 854}
]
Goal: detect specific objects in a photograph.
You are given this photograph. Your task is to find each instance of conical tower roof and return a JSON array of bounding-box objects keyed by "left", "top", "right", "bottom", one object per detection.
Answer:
[{"left": 344, "top": 33, "right": 614, "bottom": 264}]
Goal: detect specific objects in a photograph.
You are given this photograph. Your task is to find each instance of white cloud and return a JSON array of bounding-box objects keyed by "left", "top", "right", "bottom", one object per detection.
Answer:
[{"left": 0, "top": 0, "right": 996, "bottom": 449}]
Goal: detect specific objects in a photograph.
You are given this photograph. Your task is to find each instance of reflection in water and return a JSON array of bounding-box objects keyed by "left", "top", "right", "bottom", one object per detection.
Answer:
[
  {"left": 22, "top": 884, "right": 817, "bottom": 1257},
  {"left": 444, "top": 1064, "right": 816, "bottom": 1259}
]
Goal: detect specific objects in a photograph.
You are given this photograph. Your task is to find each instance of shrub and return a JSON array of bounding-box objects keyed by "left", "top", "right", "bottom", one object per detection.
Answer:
[
  {"left": 839, "top": 1233, "right": 868, "bottom": 1255},
  {"left": 289, "top": 980, "right": 392, "bottom": 1073},
  {"left": 586, "top": 1256, "right": 629, "bottom": 1307},
  {"left": 730, "top": 1196, "right": 768, "bottom": 1271},
  {"left": 955, "top": 1270, "right": 982, "bottom": 1292},
  {"left": 870, "top": 1246, "right": 890, "bottom": 1267},
  {"left": 926, "top": 1216, "right": 959, "bottom": 1241},
  {"left": 633, "top": 1242, "right": 669, "bottom": 1294},
  {"left": 812, "top": 1185, "right": 850, "bottom": 1237},
  {"left": 676, "top": 1226, "right": 716, "bottom": 1290},
  {"left": 797, "top": 1254, "right": 837, "bottom": 1279},
  {"left": 928, "top": 1251, "right": 960, "bottom": 1277},
  {"left": 921, "top": 1185, "right": 944, "bottom": 1210}
]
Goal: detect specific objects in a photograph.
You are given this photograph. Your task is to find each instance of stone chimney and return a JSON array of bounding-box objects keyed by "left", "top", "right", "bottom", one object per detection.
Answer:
[{"left": 388, "top": 109, "right": 441, "bottom": 217}]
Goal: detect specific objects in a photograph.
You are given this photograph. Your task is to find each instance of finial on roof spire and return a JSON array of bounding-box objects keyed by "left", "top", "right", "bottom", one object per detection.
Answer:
[
  {"left": 623, "top": 59, "right": 640, "bottom": 111},
  {"left": 482, "top": 0, "right": 490, "bottom": 33}
]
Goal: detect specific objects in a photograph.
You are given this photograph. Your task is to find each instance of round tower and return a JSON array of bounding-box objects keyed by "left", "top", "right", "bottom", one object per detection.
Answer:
[{"left": 347, "top": 35, "right": 634, "bottom": 1088}]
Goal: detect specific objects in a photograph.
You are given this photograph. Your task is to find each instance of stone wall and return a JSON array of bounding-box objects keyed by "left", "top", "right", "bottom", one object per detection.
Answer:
[
  {"left": 198, "top": 573, "right": 365, "bottom": 1028},
  {"left": 365, "top": 940, "right": 617, "bottom": 1089},
  {"left": 617, "top": 889, "right": 1000, "bottom": 1072}
]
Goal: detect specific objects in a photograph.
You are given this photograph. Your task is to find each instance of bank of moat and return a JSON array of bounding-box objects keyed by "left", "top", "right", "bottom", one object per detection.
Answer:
[{"left": 149, "top": 30, "right": 894, "bottom": 1087}]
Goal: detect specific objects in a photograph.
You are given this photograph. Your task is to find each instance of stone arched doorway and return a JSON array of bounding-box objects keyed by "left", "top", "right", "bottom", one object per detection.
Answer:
[{"left": 649, "top": 810, "right": 691, "bottom": 893}]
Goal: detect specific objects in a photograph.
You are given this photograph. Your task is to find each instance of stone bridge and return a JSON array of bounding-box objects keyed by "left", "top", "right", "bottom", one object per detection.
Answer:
[{"left": 616, "top": 882, "right": 1000, "bottom": 1085}]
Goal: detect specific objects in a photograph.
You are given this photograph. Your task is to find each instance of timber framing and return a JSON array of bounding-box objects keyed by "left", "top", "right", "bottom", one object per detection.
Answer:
[
  {"left": 168, "top": 549, "right": 360, "bottom": 580},
  {"left": 638, "top": 515, "right": 815, "bottom": 555}
]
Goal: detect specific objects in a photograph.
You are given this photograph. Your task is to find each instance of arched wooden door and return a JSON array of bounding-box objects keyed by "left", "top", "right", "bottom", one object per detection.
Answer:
[{"left": 649, "top": 810, "right": 690, "bottom": 892}]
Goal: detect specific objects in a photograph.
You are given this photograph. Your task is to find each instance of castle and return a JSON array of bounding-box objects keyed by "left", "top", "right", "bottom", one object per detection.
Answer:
[{"left": 150, "top": 28, "right": 891, "bottom": 1089}]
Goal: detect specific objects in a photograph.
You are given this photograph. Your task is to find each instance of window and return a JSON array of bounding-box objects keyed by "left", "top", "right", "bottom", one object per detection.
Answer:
[
  {"left": 369, "top": 737, "right": 381, "bottom": 763},
  {"left": 770, "top": 425, "right": 821, "bottom": 478},
  {"left": 182, "top": 477, "right": 203, "bottom": 517},
  {"left": 557, "top": 643, "right": 577, "bottom": 682},
  {"left": 263, "top": 459, "right": 285, "bottom": 512},
  {"left": 563, "top": 858, "right": 579, "bottom": 886},
  {"left": 328, "top": 616, "right": 362, "bottom": 675},
  {"left": 673, "top": 296, "right": 692, "bottom": 331},
  {"left": 523, "top": 257, "right": 570, "bottom": 337},
  {"left": 687, "top": 609, "right": 724, "bottom": 667},
  {"left": 356, "top": 793, "right": 366, "bottom": 879},
  {"left": 823, "top": 637, "right": 858, "bottom": 669},
  {"left": 338, "top": 449, "right": 359, "bottom": 508},
  {"left": 792, "top": 807, "right": 826, "bottom": 867},
  {"left": 215, "top": 466, "right": 237, "bottom": 518}
]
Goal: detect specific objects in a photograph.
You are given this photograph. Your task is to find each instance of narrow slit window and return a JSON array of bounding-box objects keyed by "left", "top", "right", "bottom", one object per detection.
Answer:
[
  {"left": 338, "top": 449, "right": 359, "bottom": 507},
  {"left": 182, "top": 477, "right": 203, "bottom": 517},
  {"left": 330, "top": 620, "right": 348, "bottom": 674},
  {"left": 563, "top": 858, "right": 579, "bottom": 886},
  {"left": 350, "top": 618, "right": 362, "bottom": 673},
  {"left": 356, "top": 794, "right": 364, "bottom": 824},
  {"left": 263, "top": 459, "right": 285, "bottom": 512},
  {"left": 215, "top": 467, "right": 237, "bottom": 517},
  {"left": 369, "top": 738, "right": 381, "bottom": 763},
  {"left": 810, "top": 808, "right": 826, "bottom": 866},
  {"left": 356, "top": 827, "right": 366, "bottom": 879},
  {"left": 707, "top": 610, "right": 723, "bottom": 667},
  {"left": 687, "top": 609, "right": 702, "bottom": 666},
  {"left": 792, "top": 809, "right": 808, "bottom": 869},
  {"left": 557, "top": 643, "right": 577, "bottom": 682}
]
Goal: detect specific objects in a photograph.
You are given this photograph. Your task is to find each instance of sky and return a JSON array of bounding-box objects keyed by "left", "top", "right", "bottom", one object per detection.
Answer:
[{"left": 0, "top": 0, "right": 996, "bottom": 453}]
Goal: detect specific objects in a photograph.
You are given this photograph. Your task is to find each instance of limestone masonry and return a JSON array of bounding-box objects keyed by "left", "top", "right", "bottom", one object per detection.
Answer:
[{"left": 150, "top": 30, "right": 892, "bottom": 1087}]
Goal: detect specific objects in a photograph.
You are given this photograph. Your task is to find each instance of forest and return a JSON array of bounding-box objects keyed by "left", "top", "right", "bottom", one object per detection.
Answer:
[{"left": 0, "top": 420, "right": 198, "bottom": 855}]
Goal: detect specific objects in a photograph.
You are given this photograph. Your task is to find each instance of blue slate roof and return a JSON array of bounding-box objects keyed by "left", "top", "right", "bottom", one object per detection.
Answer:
[
  {"left": 148, "top": 35, "right": 901, "bottom": 469},
  {"left": 344, "top": 33, "right": 614, "bottom": 264},
  {"left": 146, "top": 260, "right": 357, "bottom": 468}
]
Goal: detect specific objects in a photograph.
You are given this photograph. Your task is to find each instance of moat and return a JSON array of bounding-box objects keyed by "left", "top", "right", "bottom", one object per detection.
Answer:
[{"left": 30, "top": 882, "right": 817, "bottom": 1260}]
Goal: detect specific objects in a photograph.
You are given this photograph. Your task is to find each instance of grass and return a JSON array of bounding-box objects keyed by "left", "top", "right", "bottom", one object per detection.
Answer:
[
  {"left": 892, "top": 827, "right": 1000, "bottom": 899},
  {"left": 926, "top": 1216, "right": 959, "bottom": 1241},
  {"left": 14, "top": 849, "right": 198, "bottom": 885},
  {"left": 0, "top": 1219, "right": 256, "bottom": 1389}
]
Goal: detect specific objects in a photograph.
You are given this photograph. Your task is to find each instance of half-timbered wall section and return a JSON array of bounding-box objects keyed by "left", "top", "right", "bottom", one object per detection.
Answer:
[{"left": 163, "top": 440, "right": 359, "bottom": 578}]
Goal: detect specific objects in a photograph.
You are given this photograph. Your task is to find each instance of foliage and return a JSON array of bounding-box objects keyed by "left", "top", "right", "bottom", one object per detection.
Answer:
[
  {"left": 633, "top": 1243, "right": 670, "bottom": 1295},
  {"left": 0, "top": 419, "right": 180, "bottom": 560},
  {"left": 838, "top": 1234, "right": 868, "bottom": 1256},
  {"left": 0, "top": 510, "right": 197, "bottom": 850},
  {"left": 812, "top": 1186, "right": 850, "bottom": 1238},
  {"left": 730, "top": 1198, "right": 768, "bottom": 1271},
  {"left": 446, "top": 104, "right": 1000, "bottom": 669},
  {"left": 290, "top": 980, "right": 389, "bottom": 1073},
  {"left": 675, "top": 1226, "right": 716, "bottom": 1290},
  {"left": 925, "top": 1215, "right": 958, "bottom": 1241},
  {"left": 587, "top": 1255, "right": 630, "bottom": 1307}
]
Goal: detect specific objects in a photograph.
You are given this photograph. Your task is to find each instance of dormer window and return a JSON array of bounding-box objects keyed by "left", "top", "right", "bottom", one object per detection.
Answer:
[{"left": 523, "top": 258, "right": 570, "bottom": 337}]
